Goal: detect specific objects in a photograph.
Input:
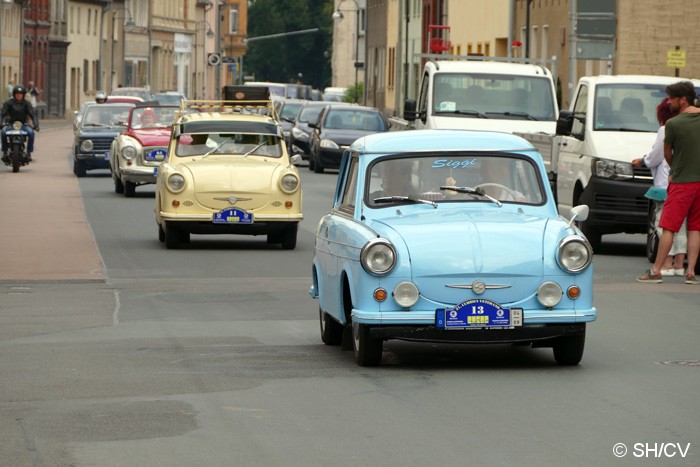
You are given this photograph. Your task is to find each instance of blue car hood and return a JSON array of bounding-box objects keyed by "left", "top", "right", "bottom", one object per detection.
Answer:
[{"left": 370, "top": 209, "right": 550, "bottom": 304}]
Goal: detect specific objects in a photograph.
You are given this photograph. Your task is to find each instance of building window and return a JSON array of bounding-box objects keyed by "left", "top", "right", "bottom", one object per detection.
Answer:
[
  {"left": 229, "top": 7, "right": 238, "bottom": 34},
  {"left": 83, "top": 59, "right": 89, "bottom": 92}
]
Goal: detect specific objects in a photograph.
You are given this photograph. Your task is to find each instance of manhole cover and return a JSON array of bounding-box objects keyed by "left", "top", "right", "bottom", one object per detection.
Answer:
[{"left": 656, "top": 360, "right": 700, "bottom": 367}]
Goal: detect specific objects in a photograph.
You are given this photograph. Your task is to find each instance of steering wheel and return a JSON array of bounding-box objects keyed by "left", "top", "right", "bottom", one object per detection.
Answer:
[{"left": 475, "top": 183, "right": 522, "bottom": 199}]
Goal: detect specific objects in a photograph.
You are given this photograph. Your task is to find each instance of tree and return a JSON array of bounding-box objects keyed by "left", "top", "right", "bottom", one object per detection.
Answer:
[{"left": 246, "top": 0, "right": 333, "bottom": 91}]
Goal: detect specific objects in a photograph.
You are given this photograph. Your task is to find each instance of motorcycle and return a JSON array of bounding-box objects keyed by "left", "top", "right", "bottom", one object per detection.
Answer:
[{"left": 2, "top": 121, "right": 31, "bottom": 173}]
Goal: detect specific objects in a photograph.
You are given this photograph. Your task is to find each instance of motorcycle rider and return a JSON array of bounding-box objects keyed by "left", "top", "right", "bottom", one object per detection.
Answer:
[
  {"left": 1, "top": 85, "right": 39, "bottom": 163},
  {"left": 95, "top": 91, "right": 108, "bottom": 104}
]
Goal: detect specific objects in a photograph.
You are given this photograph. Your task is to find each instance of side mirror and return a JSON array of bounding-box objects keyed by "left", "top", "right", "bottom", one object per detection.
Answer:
[
  {"left": 566, "top": 205, "right": 590, "bottom": 228},
  {"left": 555, "top": 110, "right": 574, "bottom": 136},
  {"left": 289, "top": 154, "right": 302, "bottom": 166},
  {"left": 403, "top": 99, "right": 417, "bottom": 122}
]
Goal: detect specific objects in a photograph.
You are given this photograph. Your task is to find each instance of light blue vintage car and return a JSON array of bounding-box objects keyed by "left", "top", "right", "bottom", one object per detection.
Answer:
[{"left": 310, "top": 129, "right": 596, "bottom": 366}]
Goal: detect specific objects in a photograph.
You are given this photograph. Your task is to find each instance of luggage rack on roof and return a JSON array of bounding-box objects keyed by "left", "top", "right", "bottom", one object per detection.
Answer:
[{"left": 179, "top": 99, "right": 279, "bottom": 121}]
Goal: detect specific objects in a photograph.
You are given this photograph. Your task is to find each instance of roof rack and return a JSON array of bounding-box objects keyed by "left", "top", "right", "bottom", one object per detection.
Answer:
[{"left": 179, "top": 99, "right": 279, "bottom": 121}]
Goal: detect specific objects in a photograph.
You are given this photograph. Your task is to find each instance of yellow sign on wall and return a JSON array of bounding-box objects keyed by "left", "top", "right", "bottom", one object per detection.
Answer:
[{"left": 667, "top": 50, "right": 686, "bottom": 68}]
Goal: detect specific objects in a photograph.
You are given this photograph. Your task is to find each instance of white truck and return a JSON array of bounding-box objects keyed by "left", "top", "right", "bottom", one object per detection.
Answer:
[
  {"left": 395, "top": 60, "right": 559, "bottom": 135},
  {"left": 518, "top": 75, "right": 700, "bottom": 251}
]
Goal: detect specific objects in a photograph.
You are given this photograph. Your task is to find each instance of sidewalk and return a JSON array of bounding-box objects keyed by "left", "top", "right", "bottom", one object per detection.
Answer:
[{"left": 0, "top": 118, "right": 106, "bottom": 281}]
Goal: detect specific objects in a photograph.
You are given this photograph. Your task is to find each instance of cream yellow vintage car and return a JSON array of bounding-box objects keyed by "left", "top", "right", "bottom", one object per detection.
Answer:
[{"left": 155, "top": 97, "right": 303, "bottom": 249}]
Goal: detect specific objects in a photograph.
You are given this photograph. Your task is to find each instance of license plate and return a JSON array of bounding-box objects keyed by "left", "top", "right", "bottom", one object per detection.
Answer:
[
  {"left": 145, "top": 149, "right": 167, "bottom": 162},
  {"left": 436, "top": 299, "right": 523, "bottom": 330},
  {"left": 6, "top": 130, "right": 25, "bottom": 135},
  {"left": 104, "top": 152, "right": 110, "bottom": 160},
  {"left": 213, "top": 208, "right": 253, "bottom": 224}
]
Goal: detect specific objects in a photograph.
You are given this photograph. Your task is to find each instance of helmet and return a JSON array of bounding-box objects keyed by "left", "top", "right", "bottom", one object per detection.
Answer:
[
  {"left": 12, "top": 85, "right": 27, "bottom": 96},
  {"left": 95, "top": 91, "right": 108, "bottom": 103}
]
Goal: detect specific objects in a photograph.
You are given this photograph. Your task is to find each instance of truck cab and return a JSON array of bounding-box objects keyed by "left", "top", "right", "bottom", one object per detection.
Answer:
[{"left": 401, "top": 60, "right": 558, "bottom": 134}]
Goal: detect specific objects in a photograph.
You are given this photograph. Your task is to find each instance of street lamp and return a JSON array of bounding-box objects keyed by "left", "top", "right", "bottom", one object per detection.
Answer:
[
  {"left": 194, "top": 21, "right": 215, "bottom": 99},
  {"left": 332, "top": 0, "right": 361, "bottom": 103}
]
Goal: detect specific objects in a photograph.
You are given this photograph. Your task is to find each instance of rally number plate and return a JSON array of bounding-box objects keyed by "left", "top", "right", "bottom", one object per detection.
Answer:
[
  {"left": 436, "top": 299, "right": 523, "bottom": 330},
  {"left": 213, "top": 208, "right": 253, "bottom": 224}
]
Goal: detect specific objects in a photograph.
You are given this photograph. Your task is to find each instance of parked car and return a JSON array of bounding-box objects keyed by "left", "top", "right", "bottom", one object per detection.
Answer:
[
  {"left": 288, "top": 101, "right": 346, "bottom": 159},
  {"left": 72, "top": 96, "right": 143, "bottom": 131},
  {"left": 152, "top": 91, "right": 186, "bottom": 106},
  {"left": 308, "top": 105, "right": 389, "bottom": 173},
  {"left": 109, "top": 104, "right": 179, "bottom": 197},
  {"left": 310, "top": 129, "right": 596, "bottom": 366},
  {"left": 111, "top": 87, "right": 152, "bottom": 101},
  {"left": 322, "top": 87, "right": 348, "bottom": 102},
  {"left": 274, "top": 98, "right": 306, "bottom": 152},
  {"left": 155, "top": 94, "right": 304, "bottom": 249},
  {"left": 72, "top": 103, "right": 135, "bottom": 177}
]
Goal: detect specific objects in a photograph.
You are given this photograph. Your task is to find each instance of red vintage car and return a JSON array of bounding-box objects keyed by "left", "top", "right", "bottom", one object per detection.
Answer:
[{"left": 109, "top": 103, "right": 179, "bottom": 197}]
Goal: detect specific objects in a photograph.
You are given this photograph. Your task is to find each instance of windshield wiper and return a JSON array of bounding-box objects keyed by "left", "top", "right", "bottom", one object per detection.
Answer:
[
  {"left": 243, "top": 142, "right": 266, "bottom": 156},
  {"left": 596, "top": 127, "right": 648, "bottom": 132},
  {"left": 440, "top": 185, "right": 502, "bottom": 207},
  {"left": 435, "top": 109, "right": 488, "bottom": 118},
  {"left": 486, "top": 111, "right": 539, "bottom": 121},
  {"left": 203, "top": 140, "right": 227, "bottom": 157},
  {"left": 373, "top": 195, "right": 438, "bottom": 208}
]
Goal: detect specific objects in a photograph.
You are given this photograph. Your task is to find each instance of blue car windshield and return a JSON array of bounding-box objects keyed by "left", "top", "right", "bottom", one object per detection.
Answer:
[{"left": 366, "top": 154, "right": 545, "bottom": 206}]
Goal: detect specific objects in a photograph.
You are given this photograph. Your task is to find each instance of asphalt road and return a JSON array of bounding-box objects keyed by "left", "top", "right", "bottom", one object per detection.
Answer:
[{"left": 1, "top": 125, "right": 699, "bottom": 467}]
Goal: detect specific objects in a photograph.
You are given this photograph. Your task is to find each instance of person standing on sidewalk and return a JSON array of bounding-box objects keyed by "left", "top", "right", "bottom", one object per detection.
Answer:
[
  {"left": 632, "top": 97, "right": 686, "bottom": 276},
  {"left": 638, "top": 81, "right": 700, "bottom": 284}
]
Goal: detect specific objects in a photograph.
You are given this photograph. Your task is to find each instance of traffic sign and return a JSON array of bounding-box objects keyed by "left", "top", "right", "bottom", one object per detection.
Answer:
[{"left": 667, "top": 50, "right": 686, "bottom": 68}]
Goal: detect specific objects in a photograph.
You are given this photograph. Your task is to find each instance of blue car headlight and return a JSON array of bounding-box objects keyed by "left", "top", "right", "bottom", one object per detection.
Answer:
[
  {"left": 557, "top": 236, "right": 592, "bottom": 273},
  {"left": 360, "top": 238, "right": 396, "bottom": 275}
]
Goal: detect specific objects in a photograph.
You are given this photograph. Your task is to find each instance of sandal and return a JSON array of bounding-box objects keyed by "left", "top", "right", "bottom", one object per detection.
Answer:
[
  {"left": 685, "top": 274, "right": 699, "bottom": 285},
  {"left": 637, "top": 269, "right": 663, "bottom": 283}
]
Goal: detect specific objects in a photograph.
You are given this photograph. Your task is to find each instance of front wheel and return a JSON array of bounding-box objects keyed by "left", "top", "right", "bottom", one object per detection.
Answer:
[
  {"left": 73, "top": 158, "right": 86, "bottom": 177},
  {"left": 164, "top": 222, "right": 181, "bottom": 249},
  {"left": 280, "top": 224, "right": 298, "bottom": 250},
  {"left": 553, "top": 327, "right": 586, "bottom": 365},
  {"left": 11, "top": 150, "right": 20, "bottom": 173},
  {"left": 124, "top": 181, "right": 136, "bottom": 197},
  {"left": 352, "top": 321, "right": 383, "bottom": 366},
  {"left": 320, "top": 308, "right": 343, "bottom": 346},
  {"left": 113, "top": 174, "right": 124, "bottom": 194}
]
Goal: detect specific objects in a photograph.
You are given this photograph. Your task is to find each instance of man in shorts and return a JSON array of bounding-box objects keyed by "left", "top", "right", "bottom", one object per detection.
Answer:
[{"left": 638, "top": 81, "right": 700, "bottom": 284}]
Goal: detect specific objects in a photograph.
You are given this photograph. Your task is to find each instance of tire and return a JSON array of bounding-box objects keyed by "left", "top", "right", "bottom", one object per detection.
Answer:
[
  {"left": 280, "top": 224, "right": 298, "bottom": 250},
  {"left": 114, "top": 175, "right": 124, "bottom": 194},
  {"left": 11, "top": 150, "right": 20, "bottom": 173},
  {"left": 320, "top": 308, "right": 343, "bottom": 346},
  {"left": 73, "top": 158, "right": 86, "bottom": 177},
  {"left": 158, "top": 224, "right": 165, "bottom": 242},
  {"left": 553, "top": 327, "right": 586, "bottom": 365},
  {"left": 124, "top": 181, "right": 136, "bottom": 198},
  {"left": 164, "top": 222, "right": 181, "bottom": 249},
  {"left": 352, "top": 321, "right": 383, "bottom": 366},
  {"left": 313, "top": 154, "right": 324, "bottom": 174}
]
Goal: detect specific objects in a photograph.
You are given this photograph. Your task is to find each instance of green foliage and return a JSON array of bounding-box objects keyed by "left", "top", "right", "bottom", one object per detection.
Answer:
[
  {"left": 344, "top": 82, "right": 364, "bottom": 103},
  {"left": 246, "top": 0, "right": 333, "bottom": 90}
]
